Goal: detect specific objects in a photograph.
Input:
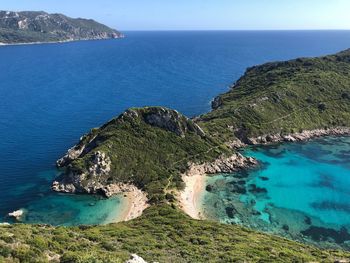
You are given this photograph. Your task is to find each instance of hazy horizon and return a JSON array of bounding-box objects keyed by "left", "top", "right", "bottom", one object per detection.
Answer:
[{"left": 0, "top": 0, "right": 349, "bottom": 31}]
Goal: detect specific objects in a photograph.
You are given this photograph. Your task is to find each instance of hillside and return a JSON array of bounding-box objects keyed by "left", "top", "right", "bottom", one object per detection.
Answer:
[
  {"left": 53, "top": 107, "right": 238, "bottom": 203},
  {"left": 198, "top": 49, "right": 350, "bottom": 144},
  {"left": 0, "top": 11, "right": 123, "bottom": 44},
  {"left": 1, "top": 205, "right": 349, "bottom": 262}
]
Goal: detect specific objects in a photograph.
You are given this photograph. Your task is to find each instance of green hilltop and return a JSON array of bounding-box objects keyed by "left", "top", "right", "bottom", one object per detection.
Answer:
[{"left": 198, "top": 49, "right": 350, "bottom": 143}]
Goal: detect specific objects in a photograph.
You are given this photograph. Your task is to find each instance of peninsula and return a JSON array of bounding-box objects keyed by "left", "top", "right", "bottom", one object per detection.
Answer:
[
  {"left": 0, "top": 11, "right": 123, "bottom": 45},
  {"left": 1, "top": 49, "right": 350, "bottom": 262},
  {"left": 54, "top": 49, "right": 350, "bottom": 218}
]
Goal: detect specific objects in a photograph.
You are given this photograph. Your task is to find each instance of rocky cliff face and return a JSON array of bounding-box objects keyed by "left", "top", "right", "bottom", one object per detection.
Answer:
[
  {"left": 0, "top": 10, "right": 123, "bottom": 44},
  {"left": 229, "top": 127, "right": 350, "bottom": 148},
  {"left": 184, "top": 153, "right": 258, "bottom": 177},
  {"left": 121, "top": 107, "right": 206, "bottom": 138},
  {"left": 53, "top": 150, "right": 112, "bottom": 194}
]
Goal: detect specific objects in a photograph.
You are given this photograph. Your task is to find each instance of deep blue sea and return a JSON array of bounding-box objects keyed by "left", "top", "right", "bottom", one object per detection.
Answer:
[{"left": 1, "top": 31, "right": 350, "bottom": 226}]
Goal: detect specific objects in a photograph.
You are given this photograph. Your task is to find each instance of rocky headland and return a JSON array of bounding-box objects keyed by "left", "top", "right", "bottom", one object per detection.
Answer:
[{"left": 0, "top": 10, "right": 123, "bottom": 45}]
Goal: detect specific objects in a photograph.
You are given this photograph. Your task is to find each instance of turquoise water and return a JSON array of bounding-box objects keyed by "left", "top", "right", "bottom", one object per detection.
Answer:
[
  {"left": 6, "top": 170, "right": 127, "bottom": 226},
  {"left": 202, "top": 136, "right": 350, "bottom": 249},
  {"left": 1, "top": 31, "right": 350, "bottom": 225}
]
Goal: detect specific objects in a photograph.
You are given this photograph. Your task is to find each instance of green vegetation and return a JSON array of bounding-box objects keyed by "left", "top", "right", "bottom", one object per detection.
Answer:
[
  {"left": 198, "top": 49, "right": 350, "bottom": 142},
  {"left": 60, "top": 107, "right": 230, "bottom": 202},
  {"left": 0, "top": 11, "right": 122, "bottom": 44},
  {"left": 1, "top": 205, "right": 349, "bottom": 262}
]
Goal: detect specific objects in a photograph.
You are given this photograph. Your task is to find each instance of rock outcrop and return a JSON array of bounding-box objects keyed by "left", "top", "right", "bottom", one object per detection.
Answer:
[
  {"left": 53, "top": 151, "right": 111, "bottom": 194},
  {"left": 56, "top": 134, "right": 97, "bottom": 167},
  {"left": 125, "top": 254, "right": 148, "bottom": 263},
  {"left": 184, "top": 153, "right": 258, "bottom": 176},
  {"left": 8, "top": 209, "right": 24, "bottom": 220},
  {"left": 121, "top": 107, "right": 205, "bottom": 137},
  {"left": 229, "top": 127, "right": 350, "bottom": 148}
]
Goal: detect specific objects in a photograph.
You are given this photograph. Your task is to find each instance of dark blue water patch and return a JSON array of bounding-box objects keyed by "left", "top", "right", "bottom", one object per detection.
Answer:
[
  {"left": 311, "top": 201, "right": 350, "bottom": 214},
  {"left": 301, "top": 226, "right": 350, "bottom": 244},
  {"left": 312, "top": 173, "right": 335, "bottom": 189}
]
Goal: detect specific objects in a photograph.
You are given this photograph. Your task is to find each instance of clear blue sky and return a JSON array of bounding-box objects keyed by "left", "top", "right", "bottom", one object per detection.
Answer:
[{"left": 0, "top": 0, "right": 349, "bottom": 31}]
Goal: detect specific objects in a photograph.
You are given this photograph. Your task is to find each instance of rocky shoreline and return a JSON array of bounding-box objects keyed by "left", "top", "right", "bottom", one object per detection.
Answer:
[
  {"left": 178, "top": 153, "right": 258, "bottom": 219},
  {"left": 0, "top": 35, "right": 125, "bottom": 47},
  {"left": 229, "top": 127, "right": 350, "bottom": 148}
]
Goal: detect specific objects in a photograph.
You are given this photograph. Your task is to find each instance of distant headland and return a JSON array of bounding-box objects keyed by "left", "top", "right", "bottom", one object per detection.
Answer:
[{"left": 0, "top": 10, "right": 123, "bottom": 45}]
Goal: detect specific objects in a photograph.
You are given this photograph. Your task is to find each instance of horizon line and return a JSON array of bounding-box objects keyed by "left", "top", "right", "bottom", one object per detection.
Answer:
[{"left": 119, "top": 29, "right": 350, "bottom": 32}]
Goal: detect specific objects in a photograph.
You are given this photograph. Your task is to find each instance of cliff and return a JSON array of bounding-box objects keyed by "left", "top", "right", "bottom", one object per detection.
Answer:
[{"left": 0, "top": 10, "right": 123, "bottom": 44}]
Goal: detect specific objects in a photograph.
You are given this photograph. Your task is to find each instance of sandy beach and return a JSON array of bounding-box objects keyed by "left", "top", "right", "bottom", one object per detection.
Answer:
[
  {"left": 179, "top": 173, "right": 207, "bottom": 219},
  {"left": 114, "top": 187, "right": 149, "bottom": 222}
]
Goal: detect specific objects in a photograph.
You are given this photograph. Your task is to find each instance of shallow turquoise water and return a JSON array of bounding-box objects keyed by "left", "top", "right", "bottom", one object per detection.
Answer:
[
  {"left": 7, "top": 170, "right": 127, "bottom": 226},
  {"left": 202, "top": 136, "right": 350, "bottom": 249}
]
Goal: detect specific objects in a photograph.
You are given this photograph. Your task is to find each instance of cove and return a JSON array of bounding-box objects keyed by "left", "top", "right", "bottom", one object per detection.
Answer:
[{"left": 202, "top": 136, "right": 350, "bottom": 249}]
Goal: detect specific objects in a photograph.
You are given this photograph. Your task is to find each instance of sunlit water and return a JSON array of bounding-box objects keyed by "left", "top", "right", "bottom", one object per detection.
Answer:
[
  {"left": 1, "top": 31, "right": 350, "bottom": 225},
  {"left": 202, "top": 136, "right": 350, "bottom": 249}
]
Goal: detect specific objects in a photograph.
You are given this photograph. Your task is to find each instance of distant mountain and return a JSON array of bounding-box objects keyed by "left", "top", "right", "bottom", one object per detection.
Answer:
[{"left": 0, "top": 10, "right": 123, "bottom": 44}]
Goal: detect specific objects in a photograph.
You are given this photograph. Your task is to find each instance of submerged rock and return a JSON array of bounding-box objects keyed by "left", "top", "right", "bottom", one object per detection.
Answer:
[
  {"left": 225, "top": 207, "right": 237, "bottom": 218},
  {"left": 301, "top": 226, "right": 350, "bottom": 244},
  {"left": 206, "top": 184, "right": 214, "bottom": 192}
]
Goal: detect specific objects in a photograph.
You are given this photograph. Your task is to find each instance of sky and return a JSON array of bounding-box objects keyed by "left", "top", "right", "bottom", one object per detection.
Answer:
[{"left": 0, "top": 0, "right": 349, "bottom": 31}]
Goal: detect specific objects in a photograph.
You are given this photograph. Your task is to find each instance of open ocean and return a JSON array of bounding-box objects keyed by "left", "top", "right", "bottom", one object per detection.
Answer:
[{"left": 1, "top": 31, "right": 350, "bottom": 225}]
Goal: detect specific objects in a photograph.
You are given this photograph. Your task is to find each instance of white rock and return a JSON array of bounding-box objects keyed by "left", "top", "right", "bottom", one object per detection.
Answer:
[
  {"left": 125, "top": 254, "right": 148, "bottom": 263},
  {"left": 8, "top": 209, "right": 24, "bottom": 220}
]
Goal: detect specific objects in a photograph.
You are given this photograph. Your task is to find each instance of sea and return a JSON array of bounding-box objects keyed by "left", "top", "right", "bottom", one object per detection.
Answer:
[{"left": 1, "top": 31, "right": 350, "bottom": 227}]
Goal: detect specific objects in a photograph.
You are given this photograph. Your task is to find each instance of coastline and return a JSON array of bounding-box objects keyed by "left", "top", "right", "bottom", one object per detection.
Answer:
[
  {"left": 0, "top": 35, "right": 125, "bottom": 47},
  {"left": 179, "top": 173, "right": 207, "bottom": 220},
  {"left": 178, "top": 154, "right": 257, "bottom": 219},
  {"left": 113, "top": 186, "right": 149, "bottom": 223},
  {"left": 229, "top": 127, "right": 350, "bottom": 148},
  {"left": 178, "top": 129, "right": 350, "bottom": 220}
]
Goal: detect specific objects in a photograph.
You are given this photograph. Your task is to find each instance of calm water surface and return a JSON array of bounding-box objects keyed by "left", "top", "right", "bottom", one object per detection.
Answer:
[
  {"left": 203, "top": 136, "right": 350, "bottom": 249},
  {"left": 1, "top": 31, "right": 350, "bottom": 225}
]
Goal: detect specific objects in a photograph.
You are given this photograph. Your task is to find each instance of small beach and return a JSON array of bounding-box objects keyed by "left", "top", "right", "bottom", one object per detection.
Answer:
[
  {"left": 179, "top": 173, "right": 207, "bottom": 219},
  {"left": 115, "top": 188, "right": 149, "bottom": 222}
]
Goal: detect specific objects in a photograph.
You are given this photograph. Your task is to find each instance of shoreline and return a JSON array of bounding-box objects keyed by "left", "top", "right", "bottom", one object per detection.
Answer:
[
  {"left": 177, "top": 153, "right": 257, "bottom": 219},
  {"left": 0, "top": 36, "right": 125, "bottom": 47},
  {"left": 229, "top": 127, "right": 350, "bottom": 148},
  {"left": 179, "top": 173, "right": 207, "bottom": 220},
  {"left": 178, "top": 130, "right": 350, "bottom": 220},
  {"left": 113, "top": 187, "right": 149, "bottom": 223}
]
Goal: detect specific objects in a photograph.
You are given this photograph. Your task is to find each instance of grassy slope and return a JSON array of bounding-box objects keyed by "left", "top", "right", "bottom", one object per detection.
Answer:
[
  {"left": 1, "top": 205, "right": 349, "bottom": 263},
  {"left": 198, "top": 49, "right": 350, "bottom": 142}
]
